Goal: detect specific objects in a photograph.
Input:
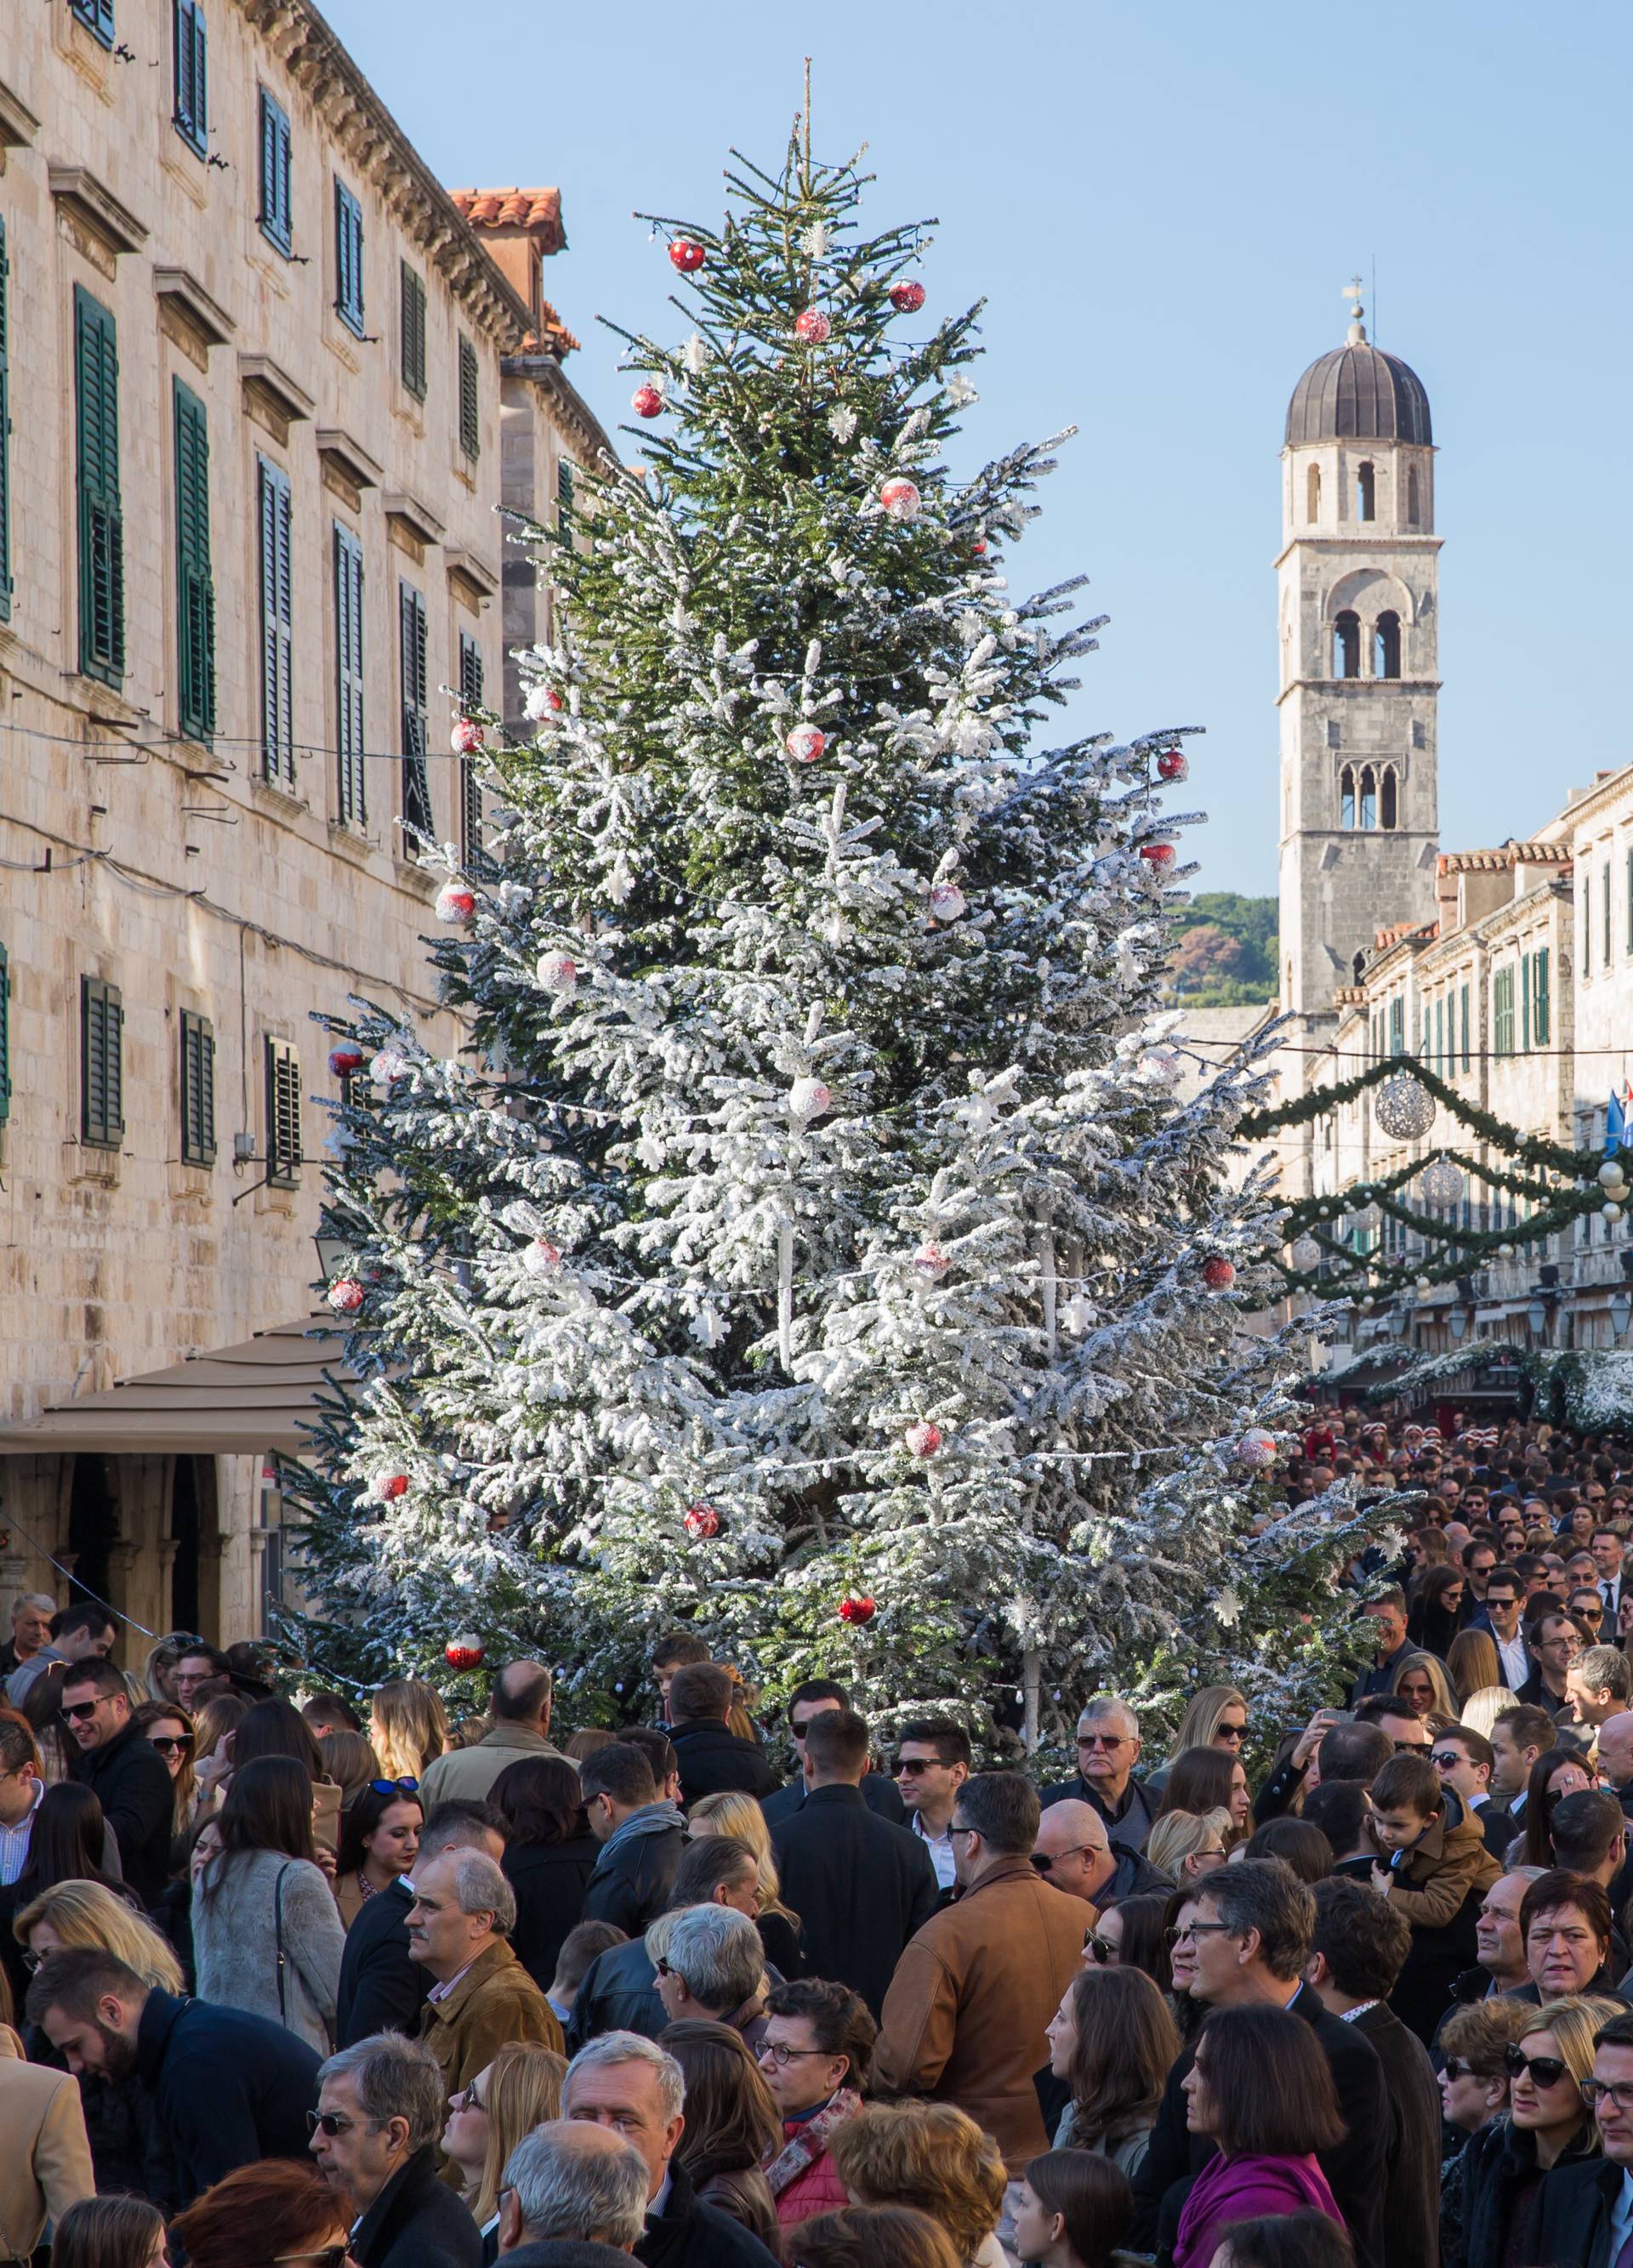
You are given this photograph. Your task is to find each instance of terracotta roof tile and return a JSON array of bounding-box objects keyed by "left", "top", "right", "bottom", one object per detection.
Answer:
[
  {"left": 520, "top": 296, "right": 579, "bottom": 359},
  {"left": 1437, "top": 842, "right": 1573, "bottom": 873},
  {"left": 447, "top": 188, "right": 566, "bottom": 251}
]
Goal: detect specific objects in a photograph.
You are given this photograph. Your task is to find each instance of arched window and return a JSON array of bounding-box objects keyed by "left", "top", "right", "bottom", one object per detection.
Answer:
[
  {"left": 1356, "top": 462, "right": 1375, "bottom": 520},
  {"left": 1380, "top": 766, "right": 1397, "bottom": 829},
  {"left": 1407, "top": 467, "right": 1420, "bottom": 526},
  {"left": 1334, "top": 611, "right": 1361, "bottom": 678},
  {"left": 1374, "top": 611, "right": 1402, "bottom": 678},
  {"left": 1358, "top": 768, "right": 1377, "bottom": 829},
  {"left": 1340, "top": 766, "right": 1356, "bottom": 828},
  {"left": 1306, "top": 463, "right": 1322, "bottom": 522}
]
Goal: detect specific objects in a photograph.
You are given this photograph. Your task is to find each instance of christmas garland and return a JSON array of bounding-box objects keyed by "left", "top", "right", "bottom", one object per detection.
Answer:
[{"left": 1239, "top": 1055, "right": 1613, "bottom": 1179}]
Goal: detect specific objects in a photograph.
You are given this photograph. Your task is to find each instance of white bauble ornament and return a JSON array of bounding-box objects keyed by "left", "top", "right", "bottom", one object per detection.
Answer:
[
  {"left": 1414, "top": 1276, "right": 1433, "bottom": 1293},
  {"left": 525, "top": 683, "right": 564, "bottom": 723},
  {"left": 1141, "top": 1048, "right": 1184, "bottom": 1089},
  {"left": 521, "top": 1238, "right": 561, "bottom": 1275},
  {"left": 1498, "top": 1242, "right": 1516, "bottom": 1259},
  {"left": 536, "top": 951, "right": 579, "bottom": 995},
  {"left": 1289, "top": 1236, "right": 1321, "bottom": 1270},
  {"left": 1374, "top": 1072, "right": 1435, "bottom": 1141},
  {"left": 1234, "top": 1429, "right": 1279, "bottom": 1468},
  {"left": 913, "top": 1242, "right": 951, "bottom": 1280},
  {"left": 1601, "top": 1160, "right": 1628, "bottom": 1190},
  {"left": 1605, "top": 1203, "right": 1624, "bottom": 1225},
  {"left": 927, "top": 880, "right": 967, "bottom": 923},
  {"left": 370, "top": 1048, "right": 409, "bottom": 1088},
  {"left": 1420, "top": 1158, "right": 1465, "bottom": 1207},
  {"left": 788, "top": 1077, "right": 833, "bottom": 1125}
]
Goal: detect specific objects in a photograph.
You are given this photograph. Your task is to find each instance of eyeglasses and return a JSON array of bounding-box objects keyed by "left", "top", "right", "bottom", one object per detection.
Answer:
[
  {"left": 1084, "top": 1932, "right": 1117, "bottom": 1964},
  {"left": 60, "top": 1699, "right": 105, "bottom": 1724},
  {"left": 1431, "top": 1751, "right": 1468, "bottom": 1771},
  {"left": 1032, "top": 1847, "right": 1099, "bottom": 1875},
  {"left": 369, "top": 1776, "right": 419, "bottom": 1797},
  {"left": 1165, "top": 1920, "right": 1235, "bottom": 1946},
  {"left": 148, "top": 1734, "right": 192, "bottom": 1755},
  {"left": 759, "top": 2042, "right": 833, "bottom": 2066},
  {"left": 655, "top": 1958, "right": 674, "bottom": 1977},
  {"left": 1442, "top": 2056, "right": 1477, "bottom": 2082},
  {"left": 1215, "top": 1724, "right": 1248, "bottom": 1743},
  {"left": 947, "top": 1824, "right": 976, "bottom": 1841},
  {"left": 451, "top": 2082, "right": 486, "bottom": 2114},
  {"left": 306, "top": 2110, "right": 362, "bottom": 2136},
  {"left": 1076, "top": 1732, "right": 1126, "bottom": 1750},
  {"left": 890, "top": 1759, "right": 936, "bottom": 1777},
  {"left": 1504, "top": 2045, "right": 1570, "bottom": 2088},
  {"left": 1583, "top": 2078, "right": 1633, "bottom": 2111}
]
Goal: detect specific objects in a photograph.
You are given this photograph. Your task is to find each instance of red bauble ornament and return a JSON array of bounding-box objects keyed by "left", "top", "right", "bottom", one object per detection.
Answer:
[
  {"left": 905, "top": 1420, "right": 943, "bottom": 1459},
  {"left": 631, "top": 384, "right": 664, "bottom": 418},
  {"left": 328, "top": 1045, "right": 366, "bottom": 1078},
  {"left": 445, "top": 1634, "right": 485, "bottom": 1671},
  {"left": 879, "top": 477, "right": 922, "bottom": 522},
  {"left": 785, "top": 723, "right": 826, "bottom": 765},
  {"left": 1139, "top": 842, "right": 1176, "bottom": 870},
  {"left": 451, "top": 718, "right": 484, "bottom": 756},
  {"left": 1234, "top": 1428, "right": 1279, "bottom": 1469},
  {"left": 1157, "top": 747, "right": 1188, "bottom": 782},
  {"left": 669, "top": 238, "right": 705, "bottom": 274},
  {"left": 971, "top": 540, "right": 987, "bottom": 556},
  {"left": 370, "top": 1469, "right": 409, "bottom": 1503},
  {"left": 794, "top": 308, "right": 831, "bottom": 344},
  {"left": 327, "top": 1277, "right": 366, "bottom": 1316},
  {"left": 839, "top": 1594, "right": 876, "bottom": 1625},
  {"left": 1201, "top": 1257, "right": 1238, "bottom": 1292},
  {"left": 913, "top": 1242, "right": 951, "bottom": 1281},
  {"left": 435, "top": 884, "right": 476, "bottom": 924},
  {"left": 685, "top": 1503, "right": 720, "bottom": 1539},
  {"left": 889, "top": 280, "right": 926, "bottom": 313},
  {"left": 521, "top": 1238, "right": 562, "bottom": 1276}
]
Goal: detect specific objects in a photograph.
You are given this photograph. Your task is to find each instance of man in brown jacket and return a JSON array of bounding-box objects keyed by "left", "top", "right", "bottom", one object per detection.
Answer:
[
  {"left": 873, "top": 1770, "right": 1090, "bottom": 2174},
  {"left": 0, "top": 2037, "right": 95, "bottom": 2259},
  {"left": 407, "top": 1847, "right": 563, "bottom": 2175}
]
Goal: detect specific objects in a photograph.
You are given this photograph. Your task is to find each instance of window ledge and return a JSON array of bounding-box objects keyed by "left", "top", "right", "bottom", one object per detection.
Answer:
[
  {"left": 327, "top": 819, "right": 379, "bottom": 863},
  {"left": 66, "top": 1144, "right": 121, "bottom": 1185},
  {"left": 249, "top": 772, "right": 310, "bottom": 818}
]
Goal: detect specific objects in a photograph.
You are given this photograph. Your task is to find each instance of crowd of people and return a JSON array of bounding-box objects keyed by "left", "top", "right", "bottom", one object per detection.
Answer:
[{"left": 6, "top": 1405, "right": 1633, "bottom": 2268}]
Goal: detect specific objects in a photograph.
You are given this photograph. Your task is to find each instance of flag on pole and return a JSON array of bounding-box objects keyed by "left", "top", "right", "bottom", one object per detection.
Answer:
[{"left": 1607, "top": 1089, "right": 1626, "bottom": 1158}]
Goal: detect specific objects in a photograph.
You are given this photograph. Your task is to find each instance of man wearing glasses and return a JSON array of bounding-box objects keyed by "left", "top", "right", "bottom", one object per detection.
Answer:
[
  {"left": 1431, "top": 1728, "right": 1514, "bottom": 1862},
  {"left": 1031, "top": 1799, "right": 1167, "bottom": 1910},
  {"left": 58, "top": 1659, "right": 174, "bottom": 1907},
  {"left": 890, "top": 1719, "right": 970, "bottom": 1892},
  {"left": 1471, "top": 1566, "right": 1530, "bottom": 1693},
  {"left": 760, "top": 1680, "right": 904, "bottom": 1828},
  {"left": 1039, "top": 1696, "right": 1156, "bottom": 1853},
  {"left": 311, "top": 2032, "right": 481, "bottom": 2268},
  {"left": 1534, "top": 2008, "right": 1633, "bottom": 2266}
]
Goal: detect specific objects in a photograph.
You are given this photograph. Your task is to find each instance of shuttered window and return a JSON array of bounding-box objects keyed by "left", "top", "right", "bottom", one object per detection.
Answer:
[
  {"left": 400, "top": 582, "right": 431, "bottom": 839},
  {"left": 265, "top": 1037, "right": 301, "bottom": 1188},
  {"left": 1387, "top": 998, "right": 1403, "bottom": 1055},
  {"left": 0, "top": 215, "right": 11, "bottom": 622},
  {"left": 179, "top": 1010, "right": 215, "bottom": 1167},
  {"left": 173, "top": 0, "right": 208, "bottom": 156},
  {"left": 0, "top": 943, "right": 11, "bottom": 1127},
  {"left": 458, "top": 631, "right": 484, "bottom": 870},
  {"left": 458, "top": 337, "right": 480, "bottom": 459},
  {"left": 81, "top": 977, "right": 123, "bottom": 1150},
  {"left": 334, "top": 179, "right": 365, "bottom": 338},
  {"left": 74, "top": 287, "right": 123, "bottom": 686},
  {"left": 1521, "top": 951, "right": 1532, "bottom": 1054},
  {"left": 173, "top": 380, "right": 214, "bottom": 745},
  {"left": 257, "top": 457, "right": 294, "bottom": 784},
  {"left": 1494, "top": 965, "right": 1515, "bottom": 1056},
  {"left": 1533, "top": 947, "right": 1550, "bottom": 1047},
  {"left": 556, "top": 457, "right": 574, "bottom": 530},
  {"left": 71, "top": 0, "right": 115, "bottom": 44},
  {"left": 258, "top": 90, "right": 292, "bottom": 255},
  {"left": 401, "top": 264, "right": 426, "bottom": 400},
  {"left": 333, "top": 523, "right": 366, "bottom": 827}
]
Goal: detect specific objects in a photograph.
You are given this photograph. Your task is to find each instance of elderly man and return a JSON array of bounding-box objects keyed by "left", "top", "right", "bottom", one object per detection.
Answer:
[
  {"left": 407, "top": 1848, "right": 562, "bottom": 2121},
  {"left": 1039, "top": 1696, "right": 1155, "bottom": 1851},
  {"left": 498, "top": 2122, "right": 649, "bottom": 2261},
  {"left": 1440, "top": 1867, "right": 1545, "bottom": 2019},
  {"left": 873, "top": 1772, "right": 1086, "bottom": 2174},
  {"left": 1568, "top": 1646, "right": 1633, "bottom": 1731},
  {"left": 418, "top": 1663, "right": 569, "bottom": 1808},
  {"left": 568, "top": 1837, "right": 763, "bottom": 2052},
  {"left": 652, "top": 1905, "right": 767, "bottom": 2047},
  {"left": 0, "top": 1593, "right": 54, "bottom": 1680},
  {"left": 1031, "top": 1798, "right": 1166, "bottom": 1908},
  {"left": 562, "top": 2031, "right": 777, "bottom": 2268},
  {"left": 311, "top": 2032, "right": 481, "bottom": 2268}
]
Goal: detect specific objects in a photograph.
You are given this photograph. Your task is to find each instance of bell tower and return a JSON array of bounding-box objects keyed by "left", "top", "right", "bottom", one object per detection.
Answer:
[{"left": 1277, "top": 283, "right": 1441, "bottom": 1026}]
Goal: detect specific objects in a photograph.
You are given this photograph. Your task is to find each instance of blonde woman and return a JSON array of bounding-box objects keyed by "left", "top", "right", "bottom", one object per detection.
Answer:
[
  {"left": 1391, "top": 1650, "right": 1459, "bottom": 1724},
  {"left": 1446, "top": 1629, "right": 1501, "bottom": 1707},
  {"left": 1450, "top": 1995, "right": 1619, "bottom": 2252},
  {"left": 831, "top": 2102, "right": 1008, "bottom": 2268},
  {"left": 1144, "top": 1808, "right": 1232, "bottom": 1890},
  {"left": 15, "top": 1880, "right": 185, "bottom": 1993},
  {"left": 441, "top": 2038, "right": 567, "bottom": 2253},
  {"left": 690, "top": 1789, "right": 804, "bottom": 1975},
  {"left": 1460, "top": 1687, "right": 1523, "bottom": 1742},
  {"left": 368, "top": 1679, "right": 449, "bottom": 1784},
  {"left": 1147, "top": 1687, "right": 1248, "bottom": 1795}
]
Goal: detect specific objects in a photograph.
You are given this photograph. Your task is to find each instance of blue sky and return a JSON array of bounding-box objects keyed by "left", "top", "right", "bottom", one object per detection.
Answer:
[{"left": 327, "top": 0, "right": 1631, "bottom": 898}]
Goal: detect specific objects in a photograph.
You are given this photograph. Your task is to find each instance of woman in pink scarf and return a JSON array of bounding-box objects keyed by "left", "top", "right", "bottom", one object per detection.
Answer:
[
  {"left": 1173, "top": 2005, "right": 1347, "bottom": 2268},
  {"left": 758, "top": 1978, "right": 876, "bottom": 2231}
]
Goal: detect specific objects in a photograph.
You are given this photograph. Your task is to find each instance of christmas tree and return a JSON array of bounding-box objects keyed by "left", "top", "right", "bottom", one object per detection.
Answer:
[{"left": 286, "top": 113, "right": 1405, "bottom": 1750}]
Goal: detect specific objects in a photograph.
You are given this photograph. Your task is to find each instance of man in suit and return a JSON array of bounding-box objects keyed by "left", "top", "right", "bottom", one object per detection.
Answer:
[
  {"left": 1594, "top": 1527, "right": 1630, "bottom": 1623},
  {"left": 311, "top": 2032, "right": 481, "bottom": 2268},
  {"left": 770, "top": 1709, "right": 937, "bottom": 2018},
  {"left": 1305, "top": 1880, "right": 1438, "bottom": 2268},
  {"left": 1432, "top": 1726, "right": 1516, "bottom": 1862},
  {"left": 760, "top": 1680, "right": 904, "bottom": 1829},
  {"left": 0, "top": 2042, "right": 95, "bottom": 2260},
  {"left": 1129, "top": 1860, "right": 1388, "bottom": 2268}
]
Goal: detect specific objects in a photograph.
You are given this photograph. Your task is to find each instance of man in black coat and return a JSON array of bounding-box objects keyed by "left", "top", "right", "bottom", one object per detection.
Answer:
[
  {"left": 580, "top": 1745, "right": 688, "bottom": 1937},
  {"left": 769, "top": 1709, "right": 938, "bottom": 2019},
  {"left": 61, "top": 1659, "right": 174, "bottom": 1906},
  {"left": 497, "top": 2121, "right": 652, "bottom": 2258},
  {"left": 28, "top": 1949, "right": 320, "bottom": 2213},
  {"left": 562, "top": 2033, "right": 777, "bottom": 2268},
  {"left": 663, "top": 1664, "right": 777, "bottom": 1808},
  {"left": 1431, "top": 1725, "right": 1516, "bottom": 1862},
  {"left": 311, "top": 2032, "right": 481, "bottom": 2268},
  {"left": 760, "top": 1680, "right": 904, "bottom": 1827},
  {"left": 1128, "top": 1862, "right": 1388, "bottom": 2268},
  {"left": 1038, "top": 1696, "right": 1158, "bottom": 1851},
  {"left": 1306, "top": 1879, "right": 1439, "bottom": 2268},
  {"left": 566, "top": 1838, "right": 771, "bottom": 2051},
  {"left": 1535, "top": 2008, "right": 1633, "bottom": 2268},
  {"left": 337, "top": 1800, "right": 505, "bottom": 2048}
]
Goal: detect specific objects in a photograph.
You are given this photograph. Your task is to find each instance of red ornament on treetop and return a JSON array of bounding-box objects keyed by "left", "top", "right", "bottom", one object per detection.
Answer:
[
  {"left": 794, "top": 308, "right": 831, "bottom": 344},
  {"left": 669, "top": 238, "right": 705, "bottom": 274},
  {"left": 1201, "top": 1257, "right": 1238, "bottom": 1292},
  {"left": 327, "top": 1277, "right": 366, "bottom": 1316},
  {"left": 685, "top": 1503, "right": 720, "bottom": 1539},
  {"left": 1157, "top": 747, "right": 1188, "bottom": 782},
  {"left": 328, "top": 1045, "right": 366, "bottom": 1078},
  {"left": 631, "top": 384, "right": 664, "bottom": 419},
  {"left": 839, "top": 1594, "right": 876, "bottom": 1625},
  {"left": 889, "top": 280, "right": 926, "bottom": 313},
  {"left": 445, "top": 1634, "right": 485, "bottom": 1671}
]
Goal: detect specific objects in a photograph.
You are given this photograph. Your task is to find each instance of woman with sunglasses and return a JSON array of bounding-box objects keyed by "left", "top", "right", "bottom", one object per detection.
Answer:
[
  {"left": 1145, "top": 1689, "right": 1248, "bottom": 1799},
  {"left": 134, "top": 1700, "right": 197, "bottom": 1873},
  {"left": 192, "top": 1754, "right": 346, "bottom": 2050},
  {"left": 1389, "top": 1650, "right": 1459, "bottom": 1725},
  {"left": 441, "top": 2037, "right": 566, "bottom": 2264},
  {"left": 1407, "top": 1565, "right": 1465, "bottom": 1660},
  {"left": 1450, "top": 1996, "right": 1619, "bottom": 2268},
  {"left": 334, "top": 1776, "right": 424, "bottom": 1932},
  {"left": 171, "top": 2158, "right": 352, "bottom": 2268},
  {"left": 1043, "top": 1964, "right": 1177, "bottom": 2169},
  {"left": 1084, "top": 1894, "right": 1171, "bottom": 1991},
  {"left": 1516, "top": 1749, "right": 1595, "bottom": 1871}
]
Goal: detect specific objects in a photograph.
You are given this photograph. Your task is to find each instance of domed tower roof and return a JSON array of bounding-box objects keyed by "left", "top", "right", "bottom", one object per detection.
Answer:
[{"left": 1285, "top": 293, "right": 1431, "bottom": 446}]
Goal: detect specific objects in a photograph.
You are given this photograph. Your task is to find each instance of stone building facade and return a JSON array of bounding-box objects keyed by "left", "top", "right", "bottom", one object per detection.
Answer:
[{"left": 0, "top": 2, "right": 607, "bottom": 1646}]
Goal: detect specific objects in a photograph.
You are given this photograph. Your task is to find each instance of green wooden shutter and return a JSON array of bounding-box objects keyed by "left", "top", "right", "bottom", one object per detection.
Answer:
[
  {"left": 401, "top": 264, "right": 426, "bottom": 399},
  {"left": 556, "top": 457, "right": 574, "bottom": 530},
  {"left": 0, "top": 214, "right": 10, "bottom": 621},
  {"left": 1521, "top": 951, "right": 1531, "bottom": 1053},
  {"left": 458, "top": 631, "right": 484, "bottom": 869},
  {"left": 1535, "top": 948, "right": 1550, "bottom": 1046},
  {"left": 335, "top": 181, "right": 364, "bottom": 336},
  {"left": 75, "top": 287, "right": 124, "bottom": 685},
  {"left": 259, "top": 91, "right": 291, "bottom": 253},
  {"left": 179, "top": 1009, "right": 215, "bottom": 1167},
  {"left": 1494, "top": 967, "right": 1514, "bottom": 1056},
  {"left": 458, "top": 337, "right": 480, "bottom": 459},
  {"left": 173, "top": 380, "right": 214, "bottom": 743},
  {"left": 173, "top": 0, "right": 208, "bottom": 156},
  {"left": 81, "top": 976, "right": 123, "bottom": 1149},
  {"left": 400, "top": 582, "right": 430, "bottom": 838},
  {"left": 333, "top": 523, "right": 366, "bottom": 827},
  {"left": 71, "top": 0, "right": 115, "bottom": 44},
  {"left": 265, "top": 1037, "right": 301, "bottom": 1187},
  {"left": 257, "top": 457, "right": 293, "bottom": 782}
]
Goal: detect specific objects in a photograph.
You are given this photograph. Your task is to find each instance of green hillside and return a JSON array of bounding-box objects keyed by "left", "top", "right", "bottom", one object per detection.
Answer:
[{"left": 1163, "top": 892, "right": 1277, "bottom": 1007}]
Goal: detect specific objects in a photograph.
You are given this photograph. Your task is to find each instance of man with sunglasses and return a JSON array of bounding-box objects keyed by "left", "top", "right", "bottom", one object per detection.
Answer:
[
  {"left": 312, "top": 2032, "right": 480, "bottom": 2268},
  {"left": 1431, "top": 1727, "right": 1515, "bottom": 1862},
  {"left": 1031, "top": 1799, "right": 1166, "bottom": 1910},
  {"left": 1039, "top": 1695, "right": 1156, "bottom": 1853},
  {"left": 890, "top": 1718, "right": 970, "bottom": 1892},
  {"left": 1533, "top": 2008, "right": 1633, "bottom": 2268},
  {"left": 59, "top": 1658, "right": 174, "bottom": 1907},
  {"left": 760, "top": 1680, "right": 903, "bottom": 1828}
]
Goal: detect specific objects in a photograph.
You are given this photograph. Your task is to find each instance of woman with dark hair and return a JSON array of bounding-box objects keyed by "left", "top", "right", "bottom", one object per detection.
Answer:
[
  {"left": 51, "top": 2197, "right": 168, "bottom": 2268},
  {"left": 1044, "top": 1964, "right": 1179, "bottom": 2170},
  {"left": 1086, "top": 1893, "right": 1171, "bottom": 1989},
  {"left": 229, "top": 1697, "right": 341, "bottom": 1856},
  {"left": 1173, "top": 2006, "right": 1346, "bottom": 2268},
  {"left": 1408, "top": 1563, "right": 1466, "bottom": 1659},
  {"left": 0, "top": 1782, "right": 128, "bottom": 2005},
  {"left": 1013, "top": 2150, "right": 1134, "bottom": 2268},
  {"left": 492, "top": 1754, "right": 600, "bottom": 1991},
  {"left": 759, "top": 1975, "right": 876, "bottom": 2231},
  {"left": 333, "top": 1777, "right": 423, "bottom": 1930},
  {"left": 191, "top": 1754, "right": 345, "bottom": 2049},
  {"left": 171, "top": 2159, "right": 350, "bottom": 2268},
  {"left": 1157, "top": 1748, "right": 1251, "bottom": 1842},
  {"left": 1516, "top": 1748, "right": 1594, "bottom": 1870},
  {"left": 1207, "top": 2214, "right": 1357, "bottom": 2268},
  {"left": 1241, "top": 1819, "right": 1334, "bottom": 1884},
  {"left": 134, "top": 1699, "right": 196, "bottom": 1875},
  {"left": 661, "top": 2017, "right": 782, "bottom": 2254}
]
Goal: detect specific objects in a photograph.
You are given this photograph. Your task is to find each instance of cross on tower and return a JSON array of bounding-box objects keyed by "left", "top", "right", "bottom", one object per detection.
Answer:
[{"left": 1343, "top": 276, "right": 1367, "bottom": 339}]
